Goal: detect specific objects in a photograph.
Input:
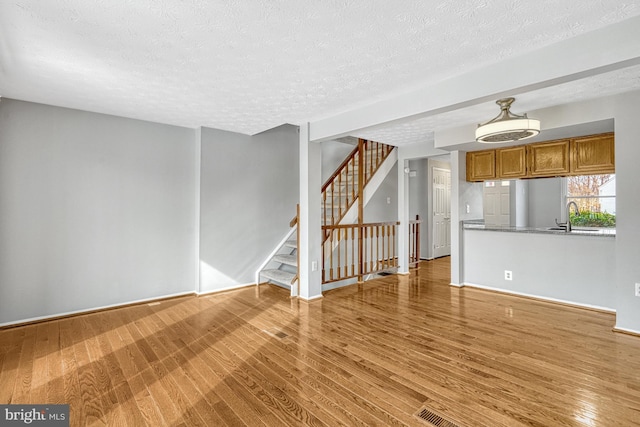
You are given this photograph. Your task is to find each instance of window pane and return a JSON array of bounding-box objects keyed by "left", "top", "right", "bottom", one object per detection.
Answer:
[
  {"left": 567, "top": 174, "right": 614, "bottom": 197},
  {"left": 566, "top": 174, "right": 615, "bottom": 228},
  {"left": 567, "top": 196, "right": 616, "bottom": 215}
]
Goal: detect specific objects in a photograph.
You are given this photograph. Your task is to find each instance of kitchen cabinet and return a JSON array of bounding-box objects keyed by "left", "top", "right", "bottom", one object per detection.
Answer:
[
  {"left": 465, "top": 133, "right": 614, "bottom": 181},
  {"left": 496, "top": 145, "right": 527, "bottom": 179},
  {"left": 466, "top": 150, "right": 495, "bottom": 182},
  {"left": 570, "top": 133, "right": 615, "bottom": 175},
  {"left": 527, "top": 140, "right": 570, "bottom": 177}
]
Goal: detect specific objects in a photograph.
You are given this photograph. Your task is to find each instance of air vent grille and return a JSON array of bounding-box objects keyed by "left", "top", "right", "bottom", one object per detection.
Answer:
[{"left": 415, "top": 407, "right": 460, "bottom": 427}]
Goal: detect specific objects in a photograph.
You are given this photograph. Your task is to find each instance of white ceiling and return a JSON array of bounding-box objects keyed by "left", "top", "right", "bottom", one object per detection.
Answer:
[
  {"left": 355, "top": 64, "right": 640, "bottom": 146},
  {"left": 1, "top": 1, "right": 640, "bottom": 144}
]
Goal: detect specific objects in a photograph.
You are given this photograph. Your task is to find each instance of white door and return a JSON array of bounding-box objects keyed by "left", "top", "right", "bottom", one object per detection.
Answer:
[
  {"left": 483, "top": 181, "right": 510, "bottom": 226},
  {"left": 433, "top": 168, "right": 451, "bottom": 258}
]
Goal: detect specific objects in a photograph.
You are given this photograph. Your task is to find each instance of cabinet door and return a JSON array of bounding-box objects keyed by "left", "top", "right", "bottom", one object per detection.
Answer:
[
  {"left": 528, "top": 140, "right": 570, "bottom": 177},
  {"left": 496, "top": 145, "right": 527, "bottom": 179},
  {"left": 466, "top": 150, "right": 495, "bottom": 182},
  {"left": 571, "top": 133, "right": 615, "bottom": 175}
]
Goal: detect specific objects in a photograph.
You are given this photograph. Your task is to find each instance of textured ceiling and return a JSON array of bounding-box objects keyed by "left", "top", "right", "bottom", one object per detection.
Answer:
[
  {"left": 1, "top": 1, "right": 640, "bottom": 138},
  {"left": 354, "top": 64, "right": 640, "bottom": 146}
]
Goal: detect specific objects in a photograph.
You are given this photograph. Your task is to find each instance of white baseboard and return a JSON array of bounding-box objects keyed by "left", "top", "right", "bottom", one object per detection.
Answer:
[
  {"left": 300, "top": 294, "right": 323, "bottom": 302},
  {"left": 196, "top": 282, "right": 254, "bottom": 296},
  {"left": 0, "top": 290, "right": 195, "bottom": 328},
  {"left": 449, "top": 282, "right": 464, "bottom": 288},
  {"left": 613, "top": 325, "right": 640, "bottom": 337},
  {"left": 462, "top": 282, "right": 616, "bottom": 313}
]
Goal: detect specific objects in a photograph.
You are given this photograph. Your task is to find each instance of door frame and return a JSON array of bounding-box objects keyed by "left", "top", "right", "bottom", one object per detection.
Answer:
[{"left": 432, "top": 166, "right": 451, "bottom": 258}]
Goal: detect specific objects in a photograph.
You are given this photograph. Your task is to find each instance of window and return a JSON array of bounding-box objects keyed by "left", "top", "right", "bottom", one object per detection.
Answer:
[{"left": 565, "top": 174, "right": 615, "bottom": 228}]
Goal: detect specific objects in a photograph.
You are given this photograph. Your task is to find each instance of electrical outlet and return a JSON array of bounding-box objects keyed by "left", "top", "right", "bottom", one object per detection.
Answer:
[
  {"left": 311, "top": 261, "right": 318, "bottom": 271},
  {"left": 635, "top": 283, "right": 640, "bottom": 297},
  {"left": 505, "top": 270, "right": 513, "bottom": 281}
]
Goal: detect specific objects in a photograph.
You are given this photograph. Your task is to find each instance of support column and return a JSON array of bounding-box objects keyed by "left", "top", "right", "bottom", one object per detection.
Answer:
[
  {"left": 357, "top": 138, "right": 364, "bottom": 282},
  {"left": 194, "top": 127, "right": 202, "bottom": 293},
  {"left": 298, "top": 123, "right": 323, "bottom": 300},
  {"left": 397, "top": 158, "right": 410, "bottom": 275},
  {"left": 450, "top": 151, "right": 464, "bottom": 286}
]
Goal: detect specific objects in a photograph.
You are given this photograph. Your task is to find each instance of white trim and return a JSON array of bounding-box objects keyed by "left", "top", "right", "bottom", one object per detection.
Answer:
[
  {"left": 463, "top": 282, "right": 616, "bottom": 313},
  {"left": 196, "top": 282, "right": 255, "bottom": 296},
  {"left": 0, "top": 291, "right": 195, "bottom": 328},
  {"left": 254, "top": 226, "right": 297, "bottom": 286},
  {"left": 613, "top": 325, "right": 640, "bottom": 336},
  {"left": 449, "top": 283, "right": 464, "bottom": 288},
  {"left": 194, "top": 127, "right": 202, "bottom": 293},
  {"left": 300, "top": 294, "right": 323, "bottom": 301}
]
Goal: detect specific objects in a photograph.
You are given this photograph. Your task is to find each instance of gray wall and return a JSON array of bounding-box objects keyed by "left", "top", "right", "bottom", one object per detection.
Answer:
[
  {"left": 199, "top": 125, "right": 299, "bottom": 291},
  {"left": 321, "top": 140, "right": 355, "bottom": 184},
  {"left": 510, "top": 180, "right": 529, "bottom": 227},
  {"left": 528, "top": 177, "right": 563, "bottom": 228},
  {"left": 613, "top": 91, "right": 640, "bottom": 331},
  {"left": 409, "top": 159, "right": 429, "bottom": 258},
  {"left": 463, "top": 230, "right": 616, "bottom": 309},
  {"left": 0, "top": 99, "right": 197, "bottom": 325},
  {"left": 364, "top": 163, "right": 398, "bottom": 223}
]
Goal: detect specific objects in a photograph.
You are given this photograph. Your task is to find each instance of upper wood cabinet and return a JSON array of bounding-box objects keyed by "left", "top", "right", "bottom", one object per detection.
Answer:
[
  {"left": 466, "top": 150, "right": 495, "bottom": 182},
  {"left": 465, "top": 132, "right": 615, "bottom": 181},
  {"left": 496, "top": 145, "right": 527, "bottom": 179},
  {"left": 570, "top": 133, "right": 615, "bottom": 175},
  {"left": 527, "top": 139, "right": 571, "bottom": 177}
]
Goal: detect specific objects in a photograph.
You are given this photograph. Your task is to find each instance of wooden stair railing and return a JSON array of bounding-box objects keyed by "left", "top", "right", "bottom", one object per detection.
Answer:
[
  {"left": 409, "top": 214, "right": 422, "bottom": 268},
  {"left": 322, "top": 221, "right": 400, "bottom": 284},
  {"left": 322, "top": 216, "right": 422, "bottom": 284},
  {"left": 321, "top": 139, "right": 394, "bottom": 231}
]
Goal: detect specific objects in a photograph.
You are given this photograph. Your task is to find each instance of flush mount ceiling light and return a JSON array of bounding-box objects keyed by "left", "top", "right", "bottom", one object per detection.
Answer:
[{"left": 475, "top": 97, "right": 540, "bottom": 143}]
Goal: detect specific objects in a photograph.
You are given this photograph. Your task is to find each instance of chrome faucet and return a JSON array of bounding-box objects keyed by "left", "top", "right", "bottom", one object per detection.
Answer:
[{"left": 555, "top": 201, "right": 580, "bottom": 232}]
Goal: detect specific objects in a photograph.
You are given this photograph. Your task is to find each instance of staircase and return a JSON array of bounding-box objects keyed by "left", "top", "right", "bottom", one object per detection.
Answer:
[
  {"left": 259, "top": 238, "right": 299, "bottom": 291},
  {"left": 257, "top": 139, "right": 395, "bottom": 295}
]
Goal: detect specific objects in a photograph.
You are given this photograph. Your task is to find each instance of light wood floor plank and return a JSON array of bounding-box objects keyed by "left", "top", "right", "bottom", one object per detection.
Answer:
[
  {"left": 10, "top": 326, "right": 36, "bottom": 404},
  {"left": 0, "top": 328, "right": 24, "bottom": 404},
  {"left": 1, "top": 257, "right": 640, "bottom": 426}
]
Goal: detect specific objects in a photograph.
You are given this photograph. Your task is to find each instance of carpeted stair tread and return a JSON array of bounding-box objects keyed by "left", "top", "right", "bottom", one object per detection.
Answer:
[
  {"left": 261, "top": 269, "right": 295, "bottom": 285},
  {"left": 284, "top": 240, "right": 297, "bottom": 249},
  {"left": 273, "top": 254, "right": 297, "bottom": 266}
]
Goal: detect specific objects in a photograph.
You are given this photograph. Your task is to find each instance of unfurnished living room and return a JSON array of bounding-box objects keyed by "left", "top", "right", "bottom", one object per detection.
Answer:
[{"left": 2, "top": 2, "right": 640, "bottom": 426}]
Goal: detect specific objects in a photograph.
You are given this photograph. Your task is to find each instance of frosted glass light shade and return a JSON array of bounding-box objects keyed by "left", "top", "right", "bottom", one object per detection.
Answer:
[
  {"left": 475, "top": 98, "right": 541, "bottom": 143},
  {"left": 475, "top": 118, "right": 540, "bottom": 143}
]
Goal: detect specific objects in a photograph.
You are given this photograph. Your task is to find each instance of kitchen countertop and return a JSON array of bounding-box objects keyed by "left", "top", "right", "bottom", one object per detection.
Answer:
[{"left": 462, "top": 221, "right": 616, "bottom": 237}]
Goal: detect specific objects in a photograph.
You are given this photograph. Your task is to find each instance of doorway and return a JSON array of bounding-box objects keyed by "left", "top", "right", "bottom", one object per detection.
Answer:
[{"left": 432, "top": 167, "right": 451, "bottom": 258}]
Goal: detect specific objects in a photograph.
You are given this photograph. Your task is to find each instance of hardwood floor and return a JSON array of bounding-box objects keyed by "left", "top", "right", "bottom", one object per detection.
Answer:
[{"left": 1, "top": 257, "right": 640, "bottom": 426}]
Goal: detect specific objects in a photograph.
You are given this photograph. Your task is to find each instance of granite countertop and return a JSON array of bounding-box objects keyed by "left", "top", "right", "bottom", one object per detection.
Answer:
[{"left": 462, "top": 221, "right": 616, "bottom": 237}]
